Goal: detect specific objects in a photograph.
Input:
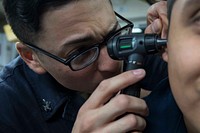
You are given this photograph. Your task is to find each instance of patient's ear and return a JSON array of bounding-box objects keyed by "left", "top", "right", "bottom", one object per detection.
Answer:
[
  {"left": 162, "top": 47, "right": 168, "bottom": 62},
  {"left": 15, "top": 42, "right": 46, "bottom": 74}
]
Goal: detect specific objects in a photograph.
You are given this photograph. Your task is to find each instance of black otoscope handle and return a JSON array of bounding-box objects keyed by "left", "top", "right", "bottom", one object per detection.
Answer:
[{"left": 120, "top": 54, "right": 143, "bottom": 97}]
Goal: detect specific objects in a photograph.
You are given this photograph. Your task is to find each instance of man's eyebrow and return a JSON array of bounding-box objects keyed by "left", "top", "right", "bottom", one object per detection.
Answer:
[
  {"left": 105, "top": 21, "right": 119, "bottom": 38},
  {"left": 61, "top": 21, "right": 119, "bottom": 47}
]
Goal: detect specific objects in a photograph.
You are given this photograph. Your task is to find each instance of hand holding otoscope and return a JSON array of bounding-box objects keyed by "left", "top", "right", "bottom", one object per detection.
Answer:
[{"left": 107, "top": 33, "right": 167, "bottom": 97}]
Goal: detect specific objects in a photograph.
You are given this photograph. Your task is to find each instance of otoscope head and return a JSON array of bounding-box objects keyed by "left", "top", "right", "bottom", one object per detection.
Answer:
[{"left": 107, "top": 33, "right": 167, "bottom": 60}]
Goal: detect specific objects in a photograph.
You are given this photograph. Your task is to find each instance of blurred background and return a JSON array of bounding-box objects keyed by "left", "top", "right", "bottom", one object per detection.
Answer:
[{"left": 0, "top": 0, "right": 159, "bottom": 69}]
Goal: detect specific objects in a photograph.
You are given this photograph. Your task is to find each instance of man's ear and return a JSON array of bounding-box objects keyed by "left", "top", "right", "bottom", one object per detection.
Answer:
[{"left": 15, "top": 42, "right": 46, "bottom": 74}]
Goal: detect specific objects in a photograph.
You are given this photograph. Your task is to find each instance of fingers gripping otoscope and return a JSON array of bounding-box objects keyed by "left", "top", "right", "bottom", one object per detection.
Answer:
[{"left": 107, "top": 33, "right": 167, "bottom": 97}]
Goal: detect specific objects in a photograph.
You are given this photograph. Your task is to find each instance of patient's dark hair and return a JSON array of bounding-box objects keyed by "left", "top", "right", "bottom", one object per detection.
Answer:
[{"left": 3, "top": 0, "right": 112, "bottom": 45}]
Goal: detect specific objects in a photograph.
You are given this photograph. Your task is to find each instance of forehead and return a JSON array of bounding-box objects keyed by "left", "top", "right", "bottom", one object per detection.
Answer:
[
  {"left": 38, "top": 0, "right": 116, "bottom": 49},
  {"left": 41, "top": 0, "right": 114, "bottom": 30}
]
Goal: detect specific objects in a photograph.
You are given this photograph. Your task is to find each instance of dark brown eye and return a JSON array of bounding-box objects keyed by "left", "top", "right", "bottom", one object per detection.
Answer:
[
  {"left": 70, "top": 47, "right": 99, "bottom": 70},
  {"left": 146, "top": 0, "right": 164, "bottom": 5},
  {"left": 66, "top": 46, "right": 89, "bottom": 59}
]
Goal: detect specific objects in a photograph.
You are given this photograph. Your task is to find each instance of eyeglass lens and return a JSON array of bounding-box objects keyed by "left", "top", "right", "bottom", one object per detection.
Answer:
[{"left": 70, "top": 47, "right": 99, "bottom": 70}]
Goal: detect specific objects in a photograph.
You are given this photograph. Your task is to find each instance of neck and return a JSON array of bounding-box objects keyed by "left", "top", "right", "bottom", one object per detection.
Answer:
[{"left": 184, "top": 117, "right": 198, "bottom": 133}]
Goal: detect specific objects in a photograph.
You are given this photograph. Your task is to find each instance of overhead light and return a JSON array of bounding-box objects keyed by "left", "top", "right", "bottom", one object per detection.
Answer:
[{"left": 3, "top": 24, "right": 18, "bottom": 42}]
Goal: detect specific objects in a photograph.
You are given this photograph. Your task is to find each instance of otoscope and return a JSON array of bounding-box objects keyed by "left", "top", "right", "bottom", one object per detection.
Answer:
[{"left": 107, "top": 33, "right": 167, "bottom": 97}]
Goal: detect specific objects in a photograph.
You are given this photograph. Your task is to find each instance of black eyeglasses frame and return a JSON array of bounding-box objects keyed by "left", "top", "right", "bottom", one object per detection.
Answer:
[{"left": 22, "top": 12, "right": 134, "bottom": 71}]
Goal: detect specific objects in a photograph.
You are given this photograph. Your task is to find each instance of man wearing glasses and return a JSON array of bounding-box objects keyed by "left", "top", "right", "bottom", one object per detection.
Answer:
[{"left": 0, "top": 0, "right": 177, "bottom": 133}]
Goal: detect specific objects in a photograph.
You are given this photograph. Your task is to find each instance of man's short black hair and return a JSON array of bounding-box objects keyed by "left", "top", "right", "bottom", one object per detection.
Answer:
[
  {"left": 3, "top": 0, "right": 75, "bottom": 44},
  {"left": 3, "top": 0, "right": 112, "bottom": 45}
]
